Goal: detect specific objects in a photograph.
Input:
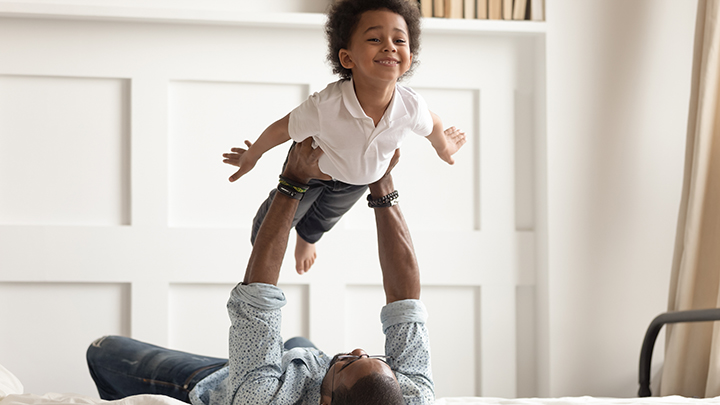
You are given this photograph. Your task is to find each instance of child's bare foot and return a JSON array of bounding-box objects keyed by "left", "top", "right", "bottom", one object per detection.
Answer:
[{"left": 295, "top": 236, "right": 317, "bottom": 275}]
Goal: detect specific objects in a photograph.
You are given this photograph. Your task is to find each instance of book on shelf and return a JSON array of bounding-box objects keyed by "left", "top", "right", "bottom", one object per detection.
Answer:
[
  {"left": 502, "top": 0, "right": 513, "bottom": 20},
  {"left": 530, "top": 0, "right": 544, "bottom": 21},
  {"left": 463, "top": 0, "right": 476, "bottom": 19},
  {"left": 488, "top": 0, "right": 501, "bottom": 19},
  {"left": 512, "top": 0, "right": 528, "bottom": 20},
  {"left": 477, "top": 0, "right": 487, "bottom": 19},
  {"left": 420, "top": 0, "right": 541, "bottom": 21},
  {"left": 433, "top": 0, "right": 444, "bottom": 17},
  {"left": 421, "top": 0, "right": 433, "bottom": 18},
  {"left": 445, "top": 0, "right": 463, "bottom": 18}
]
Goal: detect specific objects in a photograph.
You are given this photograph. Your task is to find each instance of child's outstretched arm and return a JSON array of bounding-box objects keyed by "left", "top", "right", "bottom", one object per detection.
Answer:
[
  {"left": 223, "top": 114, "right": 292, "bottom": 182},
  {"left": 426, "top": 111, "right": 467, "bottom": 165}
]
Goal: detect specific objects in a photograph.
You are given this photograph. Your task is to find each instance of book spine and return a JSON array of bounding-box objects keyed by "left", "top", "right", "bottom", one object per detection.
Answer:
[
  {"left": 502, "top": 0, "right": 513, "bottom": 20},
  {"left": 530, "top": 0, "right": 544, "bottom": 21},
  {"left": 434, "top": 0, "right": 445, "bottom": 17},
  {"left": 445, "top": 0, "right": 463, "bottom": 18},
  {"left": 512, "top": 0, "right": 527, "bottom": 20},
  {"left": 488, "top": 0, "right": 501, "bottom": 20},
  {"left": 421, "top": 0, "right": 433, "bottom": 18},
  {"left": 477, "top": 0, "right": 488, "bottom": 19},
  {"left": 464, "top": 0, "right": 476, "bottom": 19}
]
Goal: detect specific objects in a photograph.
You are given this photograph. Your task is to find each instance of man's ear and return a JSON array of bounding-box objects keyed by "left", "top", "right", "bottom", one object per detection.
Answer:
[{"left": 339, "top": 49, "right": 355, "bottom": 69}]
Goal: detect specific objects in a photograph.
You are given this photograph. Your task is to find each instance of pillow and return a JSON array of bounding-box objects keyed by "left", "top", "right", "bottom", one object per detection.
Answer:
[{"left": 0, "top": 363, "right": 23, "bottom": 398}]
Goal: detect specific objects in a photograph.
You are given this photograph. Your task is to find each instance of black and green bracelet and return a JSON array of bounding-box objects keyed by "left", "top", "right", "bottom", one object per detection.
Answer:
[
  {"left": 277, "top": 175, "right": 309, "bottom": 200},
  {"left": 367, "top": 190, "right": 399, "bottom": 208}
]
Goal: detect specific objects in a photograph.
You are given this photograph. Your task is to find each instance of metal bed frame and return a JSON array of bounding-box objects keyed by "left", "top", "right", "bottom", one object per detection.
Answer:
[{"left": 638, "top": 308, "right": 720, "bottom": 397}]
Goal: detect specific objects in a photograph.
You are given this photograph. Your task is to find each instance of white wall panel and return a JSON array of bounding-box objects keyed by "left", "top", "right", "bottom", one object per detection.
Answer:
[
  {"left": 0, "top": 75, "right": 130, "bottom": 226},
  {"left": 168, "top": 80, "right": 308, "bottom": 228},
  {"left": 400, "top": 88, "right": 478, "bottom": 232},
  {"left": 424, "top": 286, "right": 480, "bottom": 397},
  {"left": 0, "top": 282, "right": 130, "bottom": 396},
  {"left": 2, "top": 0, "right": 329, "bottom": 13},
  {"left": 168, "top": 283, "right": 308, "bottom": 358},
  {"left": 344, "top": 285, "right": 386, "bottom": 354},
  {"left": 0, "top": 7, "right": 544, "bottom": 399},
  {"left": 514, "top": 90, "right": 536, "bottom": 231},
  {"left": 341, "top": 87, "right": 478, "bottom": 232},
  {"left": 344, "top": 285, "right": 480, "bottom": 398}
]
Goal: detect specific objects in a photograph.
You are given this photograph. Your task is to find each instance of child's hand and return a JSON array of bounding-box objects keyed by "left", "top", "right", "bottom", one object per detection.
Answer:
[
  {"left": 223, "top": 140, "right": 259, "bottom": 182},
  {"left": 436, "top": 126, "right": 467, "bottom": 165}
]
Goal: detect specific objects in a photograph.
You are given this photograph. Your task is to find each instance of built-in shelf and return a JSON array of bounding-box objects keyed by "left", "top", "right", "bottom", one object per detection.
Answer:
[{"left": 0, "top": 2, "right": 545, "bottom": 35}]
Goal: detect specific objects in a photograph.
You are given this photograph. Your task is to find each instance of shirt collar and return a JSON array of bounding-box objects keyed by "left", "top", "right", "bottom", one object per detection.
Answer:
[
  {"left": 341, "top": 78, "right": 409, "bottom": 123},
  {"left": 341, "top": 78, "right": 366, "bottom": 119}
]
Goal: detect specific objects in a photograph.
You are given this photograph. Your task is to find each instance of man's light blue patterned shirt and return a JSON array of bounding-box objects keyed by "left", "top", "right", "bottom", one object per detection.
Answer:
[{"left": 189, "top": 283, "right": 433, "bottom": 405}]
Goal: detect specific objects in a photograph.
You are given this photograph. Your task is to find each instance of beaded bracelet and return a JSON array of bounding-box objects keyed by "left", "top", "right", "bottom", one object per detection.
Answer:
[
  {"left": 367, "top": 190, "right": 399, "bottom": 208},
  {"left": 277, "top": 175, "right": 309, "bottom": 201}
]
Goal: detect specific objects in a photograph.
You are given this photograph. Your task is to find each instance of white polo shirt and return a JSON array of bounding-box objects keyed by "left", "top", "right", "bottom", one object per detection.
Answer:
[{"left": 288, "top": 78, "right": 434, "bottom": 185}]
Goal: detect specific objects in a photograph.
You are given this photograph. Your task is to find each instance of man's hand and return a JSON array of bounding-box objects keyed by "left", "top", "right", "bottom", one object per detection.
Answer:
[{"left": 282, "top": 139, "right": 331, "bottom": 185}]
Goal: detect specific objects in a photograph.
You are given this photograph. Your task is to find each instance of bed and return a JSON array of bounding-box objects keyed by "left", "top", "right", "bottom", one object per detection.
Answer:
[
  {"left": 3, "top": 363, "right": 720, "bottom": 405},
  {"left": 4, "top": 308, "right": 720, "bottom": 405},
  {"left": 2, "top": 368, "right": 720, "bottom": 405}
]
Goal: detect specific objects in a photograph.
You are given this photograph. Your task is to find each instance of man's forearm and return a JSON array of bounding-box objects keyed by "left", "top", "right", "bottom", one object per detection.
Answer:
[
  {"left": 242, "top": 139, "right": 326, "bottom": 285},
  {"left": 370, "top": 176, "right": 421, "bottom": 303},
  {"left": 243, "top": 192, "right": 299, "bottom": 285}
]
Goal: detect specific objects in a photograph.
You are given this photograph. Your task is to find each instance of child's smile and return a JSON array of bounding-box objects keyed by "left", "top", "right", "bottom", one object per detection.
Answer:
[
  {"left": 376, "top": 57, "right": 401, "bottom": 66},
  {"left": 339, "top": 8, "right": 413, "bottom": 86}
]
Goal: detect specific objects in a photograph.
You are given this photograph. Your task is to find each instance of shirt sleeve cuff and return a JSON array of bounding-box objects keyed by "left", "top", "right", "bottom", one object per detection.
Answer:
[
  {"left": 232, "top": 283, "right": 287, "bottom": 310},
  {"left": 380, "top": 299, "right": 428, "bottom": 331}
]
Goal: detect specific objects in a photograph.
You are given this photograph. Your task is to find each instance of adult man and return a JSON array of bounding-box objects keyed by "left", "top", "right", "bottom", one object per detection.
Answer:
[{"left": 87, "top": 139, "right": 433, "bottom": 404}]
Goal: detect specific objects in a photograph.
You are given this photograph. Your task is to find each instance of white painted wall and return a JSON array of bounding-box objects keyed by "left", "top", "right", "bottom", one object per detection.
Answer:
[
  {"left": 0, "top": 1, "right": 543, "bottom": 399},
  {"left": 0, "top": 0, "right": 701, "bottom": 400},
  {"left": 543, "top": 0, "right": 696, "bottom": 397}
]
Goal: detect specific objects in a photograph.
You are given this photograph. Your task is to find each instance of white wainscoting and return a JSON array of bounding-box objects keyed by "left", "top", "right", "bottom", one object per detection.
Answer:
[
  {"left": 0, "top": 282, "right": 131, "bottom": 395},
  {"left": 0, "top": 75, "right": 130, "bottom": 226},
  {"left": 0, "top": 6, "right": 546, "bottom": 400}
]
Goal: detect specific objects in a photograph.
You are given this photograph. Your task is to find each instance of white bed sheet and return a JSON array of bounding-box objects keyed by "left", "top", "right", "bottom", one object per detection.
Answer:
[
  {"left": 3, "top": 363, "right": 720, "bottom": 405},
  {"left": 434, "top": 396, "right": 720, "bottom": 404},
  {"left": 0, "top": 393, "right": 186, "bottom": 405},
  {"left": 3, "top": 393, "right": 720, "bottom": 405}
]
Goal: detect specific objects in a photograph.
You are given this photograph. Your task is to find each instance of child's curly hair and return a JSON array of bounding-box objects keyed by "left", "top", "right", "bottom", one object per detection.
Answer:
[{"left": 325, "top": 0, "right": 422, "bottom": 81}]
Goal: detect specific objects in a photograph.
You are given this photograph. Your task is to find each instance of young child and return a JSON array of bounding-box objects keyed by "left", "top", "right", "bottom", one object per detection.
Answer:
[{"left": 223, "top": 0, "right": 466, "bottom": 274}]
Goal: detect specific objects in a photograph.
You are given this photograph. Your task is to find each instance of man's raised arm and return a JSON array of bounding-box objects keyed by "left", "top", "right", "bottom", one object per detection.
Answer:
[
  {"left": 243, "top": 139, "right": 329, "bottom": 285},
  {"left": 369, "top": 171, "right": 421, "bottom": 304}
]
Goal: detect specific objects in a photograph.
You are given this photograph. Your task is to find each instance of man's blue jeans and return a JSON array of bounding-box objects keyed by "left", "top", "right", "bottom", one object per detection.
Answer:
[{"left": 86, "top": 335, "right": 316, "bottom": 403}]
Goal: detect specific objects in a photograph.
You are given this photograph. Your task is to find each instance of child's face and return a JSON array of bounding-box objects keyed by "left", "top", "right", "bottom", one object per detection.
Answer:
[{"left": 339, "top": 9, "right": 412, "bottom": 86}]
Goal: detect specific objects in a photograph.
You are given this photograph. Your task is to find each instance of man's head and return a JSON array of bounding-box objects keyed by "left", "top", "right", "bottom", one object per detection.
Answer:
[
  {"left": 325, "top": 0, "right": 422, "bottom": 81},
  {"left": 320, "top": 349, "right": 404, "bottom": 405}
]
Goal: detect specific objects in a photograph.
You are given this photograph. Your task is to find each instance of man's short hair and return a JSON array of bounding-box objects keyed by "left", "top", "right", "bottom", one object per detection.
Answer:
[{"left": 331, "top": 373, "right": 405, "bottom": 405}]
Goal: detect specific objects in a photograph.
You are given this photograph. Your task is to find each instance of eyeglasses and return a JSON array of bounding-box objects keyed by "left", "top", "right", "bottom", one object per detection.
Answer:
[
  {"left": 330, "top": 354, "right": 392, "bottom": 403},
  {"left": 332, "top": 354, "right": 391, "bottom": 366}
]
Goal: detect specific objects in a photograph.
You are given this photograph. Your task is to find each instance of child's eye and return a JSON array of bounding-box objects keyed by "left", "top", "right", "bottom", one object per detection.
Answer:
[
  {"left": 395, "top": 39, "right": 407, "bottom": 44},
  {"left": 367, "top": 38, "right": 380, "bottom": 42}
]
